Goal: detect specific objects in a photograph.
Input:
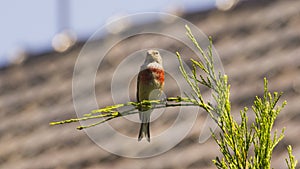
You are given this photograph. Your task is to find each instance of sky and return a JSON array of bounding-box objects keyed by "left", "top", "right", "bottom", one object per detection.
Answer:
[{"left": 0, "top": 0, "right": 215, "bottom": 67}]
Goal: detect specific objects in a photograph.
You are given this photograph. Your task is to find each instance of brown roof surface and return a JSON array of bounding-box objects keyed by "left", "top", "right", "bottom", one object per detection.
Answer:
[{"left": 1, "top": 0, "right": 300, "bottom": 168}]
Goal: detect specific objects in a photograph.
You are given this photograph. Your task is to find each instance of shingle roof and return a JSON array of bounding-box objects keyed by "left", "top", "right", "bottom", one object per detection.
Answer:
[{"left": 1, "top": 0, "right": 299, "bottom": 168}]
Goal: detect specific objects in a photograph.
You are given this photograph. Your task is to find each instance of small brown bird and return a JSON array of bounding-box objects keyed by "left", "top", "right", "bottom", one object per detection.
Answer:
[{"left": 137, "top": 50, "right": 164, "bottom": 142}]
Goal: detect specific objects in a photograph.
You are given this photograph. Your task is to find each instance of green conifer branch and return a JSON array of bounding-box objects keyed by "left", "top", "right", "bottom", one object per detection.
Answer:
[{"left": 50, "top": 97, "right": 210, "bottom": 129}]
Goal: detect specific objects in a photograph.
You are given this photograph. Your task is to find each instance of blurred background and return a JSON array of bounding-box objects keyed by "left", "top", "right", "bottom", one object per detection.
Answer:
[
  {"left": 0, "top": 0, "right": 214, "bottom": 67},
  {"left": 0, "top": 0, "right": 300, "bottom": 168}
]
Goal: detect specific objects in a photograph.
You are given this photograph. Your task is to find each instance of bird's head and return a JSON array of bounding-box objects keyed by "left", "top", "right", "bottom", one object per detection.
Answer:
[{"left": 145, "top": 49, "right": 162, "bottom": 65}]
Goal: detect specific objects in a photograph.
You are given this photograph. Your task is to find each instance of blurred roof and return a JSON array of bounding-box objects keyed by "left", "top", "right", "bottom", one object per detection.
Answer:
[{"left": 0, "top": 0, "right": 299, "bottom": 168}]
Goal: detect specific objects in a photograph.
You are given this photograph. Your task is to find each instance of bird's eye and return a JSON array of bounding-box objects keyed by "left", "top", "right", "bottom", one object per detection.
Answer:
[{"left": 154, "top": 51, "right": 158, "bottom": 55}]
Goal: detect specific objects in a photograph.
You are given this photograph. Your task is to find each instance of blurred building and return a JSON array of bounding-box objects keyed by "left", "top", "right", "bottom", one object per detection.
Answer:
[{"left": 0, "top": 0, "right": 299, "bottom": 168}]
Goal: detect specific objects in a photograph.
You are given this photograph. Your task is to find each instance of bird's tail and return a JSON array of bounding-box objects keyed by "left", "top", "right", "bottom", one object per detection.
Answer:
[
  {"left": 138, "top": 122, "right": 150, "bottom": 142},
  {"left": 138, "top": 109, "right": 151, "bottom": 142}
]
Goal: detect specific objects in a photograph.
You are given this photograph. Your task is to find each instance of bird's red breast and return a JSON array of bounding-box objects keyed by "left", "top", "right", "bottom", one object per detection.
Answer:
[{"left": 139, "top": 67, "right": 164, "bottom": 85}]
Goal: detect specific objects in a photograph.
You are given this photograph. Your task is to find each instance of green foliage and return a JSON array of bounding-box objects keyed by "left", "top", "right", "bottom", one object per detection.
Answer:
[
  {"left": 179, "top": 25, "right": 297, "bottom": 169},
  {"left": 251, "top": 79, "right": 286, "bottom": 169},
  {"left": 286, "top": 145, "right": 298, "bottom": 169},
  {"left": 49, "top": 25, "right": 297, "bottom": 169}
]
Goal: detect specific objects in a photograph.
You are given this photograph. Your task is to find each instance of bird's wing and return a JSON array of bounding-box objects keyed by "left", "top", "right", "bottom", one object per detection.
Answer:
[{"left": 137, "top": 70, "right": 141, "bottom": 102}]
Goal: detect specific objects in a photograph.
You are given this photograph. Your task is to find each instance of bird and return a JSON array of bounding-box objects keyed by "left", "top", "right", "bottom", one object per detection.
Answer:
[{"left": 137, "top": 49, "right": 164, "bottom": 142}]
